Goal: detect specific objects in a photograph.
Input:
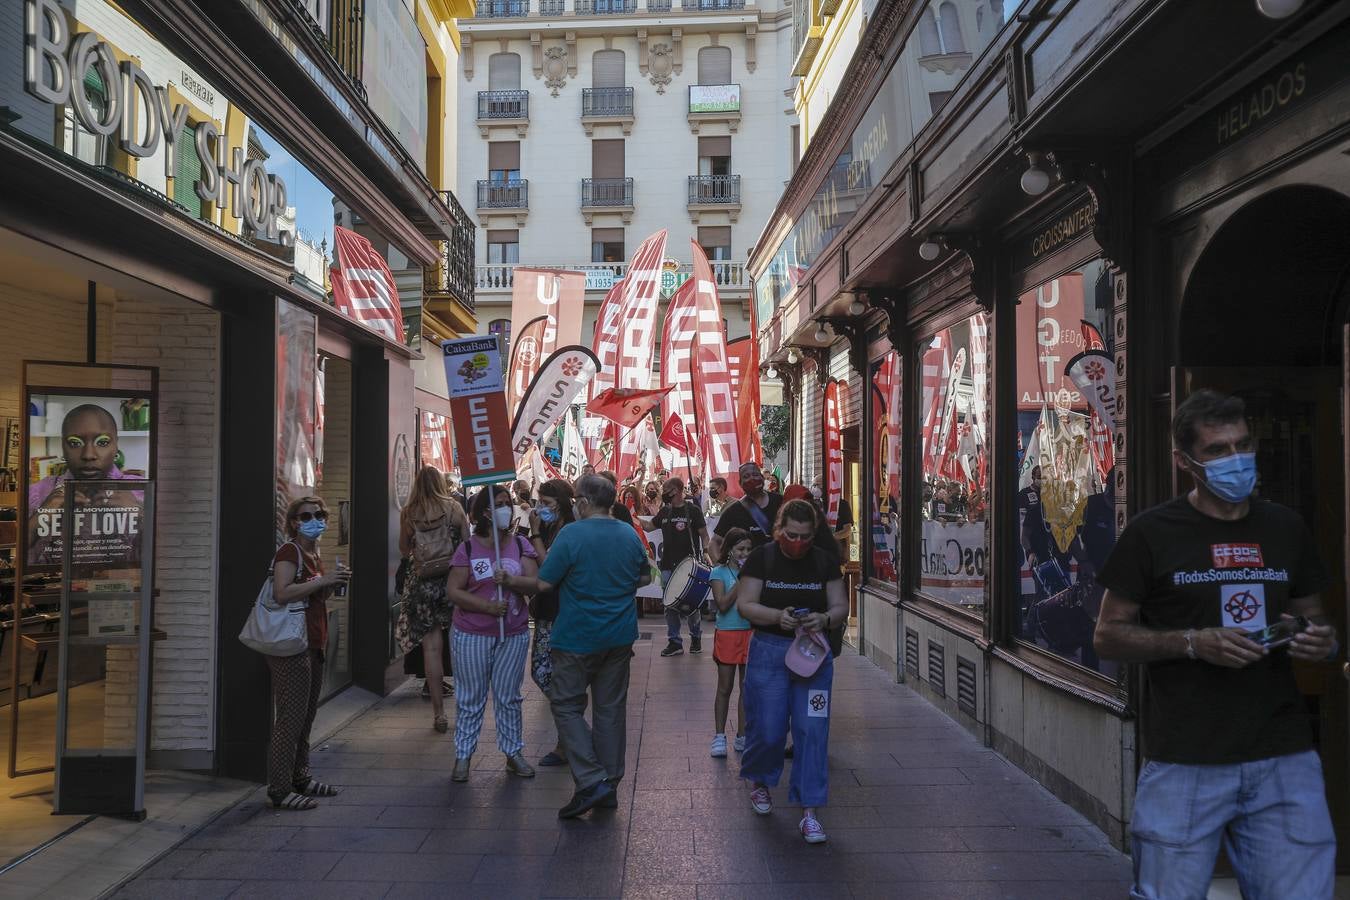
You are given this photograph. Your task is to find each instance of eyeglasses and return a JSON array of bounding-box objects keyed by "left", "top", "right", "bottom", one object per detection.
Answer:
[{"left": 295, "top": 511, "right": 329, "bottom": 522}]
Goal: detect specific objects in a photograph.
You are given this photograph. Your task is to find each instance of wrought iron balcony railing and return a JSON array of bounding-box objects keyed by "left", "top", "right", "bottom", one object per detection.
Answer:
[
  {"left": 539, "top": 0, "right": 567, "bottom": 13},
  {"left": 476, "top": 0, "right": 530, "bottom": 16},
  {"left": 647, "top": 0, "right": 672, "bottom": 10},
  {"left": 688, "top": 174, "right": 741, "bottom": 204},
  {"left": 477, "top": 179, "right": 530, "bottom": 209},
  {"left": 474, "top": 260, "right": 749, "bottom": 292},
  {"left": 582, "top": 87, "right": 635, "bottom": 117},
  {"left": 477, "top": 90, "right": 529, "bottom": 120},
  {"left": 576, "top": 0, "right": 637, "bottom": 13},
  {"left": 581, "top": 177, "right": 634, "bottom": 207},
  {"left": 423, "top": 191, "right": 476, "bottom": 311},
  {"left": 696, "top": 0, "right": 746, "bottom": 8}
]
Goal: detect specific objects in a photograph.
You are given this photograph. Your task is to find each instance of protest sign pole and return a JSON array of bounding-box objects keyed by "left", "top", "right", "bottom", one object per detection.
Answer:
[{"left": 489, "top": 481, "right": 507, "bottom": 641}]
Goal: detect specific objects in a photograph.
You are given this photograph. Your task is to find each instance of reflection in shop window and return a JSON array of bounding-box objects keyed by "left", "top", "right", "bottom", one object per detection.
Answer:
[
  {"left": 1013, "top": 260, "right": 1118, "bottom": 677},
  {"left": 869, "top": 352, "right": 902, "bottom": 583},
  {"left": 62, "top": 70, "right": 112, "bottom": 167},
  {"left": 916, "top": 314, "right": 988, "bottom": 610}
]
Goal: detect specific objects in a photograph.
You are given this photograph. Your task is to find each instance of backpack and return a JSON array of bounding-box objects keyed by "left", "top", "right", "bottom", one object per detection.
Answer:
[{"left": 412, "top": 507, "right": 458, "bottom": 577}]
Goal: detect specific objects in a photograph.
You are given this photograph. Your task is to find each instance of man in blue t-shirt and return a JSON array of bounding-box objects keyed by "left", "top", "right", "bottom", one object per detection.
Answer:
[{"left": 517, "top": 473, "right": 650, "bottom": 818}]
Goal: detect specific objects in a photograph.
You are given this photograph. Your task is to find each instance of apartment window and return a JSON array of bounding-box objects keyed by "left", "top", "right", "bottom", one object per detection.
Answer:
[
  {"left": 592, "top": 50, "right": 626, "bottom": 88},
  {"left": 488, "top": 318, "right": 511, "bottom": 349},
  {"left": 920, "top": 3, "right": 965, "bottom": 56},
  {"left": 698, "top": 136, "right": 731, "bottom": 177},
  {"left": 698, "top": 226, "right": 731, "bottom": 261},
  {"left": 487, "top": 230, "right": 519, "bottom": 264},
  {"left": 592, "top": 228, "right": 625, "bottom": 263},
  {"left": 592, "top": 139, "right": 625, "bottom": 179},
  {"left": 488, "top": 52, "right": 522, "bottom": 90},
  {"left": 697, "top": 46, "right": 732, "bottom": 85},
  {"left": 488, "top": 141, "right": 521, "bottom": 182}
]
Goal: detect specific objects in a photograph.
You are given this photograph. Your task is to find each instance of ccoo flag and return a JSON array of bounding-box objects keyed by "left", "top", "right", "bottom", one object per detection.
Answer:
[{"left": 331, "top": 226, "right": 405, "bottom": 343}]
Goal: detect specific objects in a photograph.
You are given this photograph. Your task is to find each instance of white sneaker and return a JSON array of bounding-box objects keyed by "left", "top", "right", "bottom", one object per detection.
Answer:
[
  {"left": 710, "top": 734, "right": 728, "bottom": 758},
  {"left": 800, "top": 814, "right": 827, "bottom": 844},
  {"left": 733, "top": 735, "right": 746, "bottom": 753},
  {"left": 749, "top": 785, "right": 772, "bottom": 815}
]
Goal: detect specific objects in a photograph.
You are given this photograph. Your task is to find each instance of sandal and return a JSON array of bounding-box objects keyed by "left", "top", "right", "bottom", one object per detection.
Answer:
[
  {"left": 293, "top": 778, "right": 340, "bottom": 798},
  {"left": 270, "top": 792, "right": 318, "bottom": 811},
  {"left": 434, "top": 715, "right": 449, "bottom": 733}
]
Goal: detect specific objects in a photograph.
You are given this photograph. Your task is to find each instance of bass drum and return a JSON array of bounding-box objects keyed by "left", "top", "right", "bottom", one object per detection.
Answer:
[{"left": 662, "top": 556, "right": 713, "bottom": 618}]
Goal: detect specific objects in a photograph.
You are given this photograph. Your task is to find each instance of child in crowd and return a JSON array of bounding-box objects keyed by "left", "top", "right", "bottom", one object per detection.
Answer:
[{"left": 708, "top": 527, "right": 753, "bottom": 757}]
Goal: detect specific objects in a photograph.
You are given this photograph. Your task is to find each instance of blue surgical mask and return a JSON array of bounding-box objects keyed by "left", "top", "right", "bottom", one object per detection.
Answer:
[
  {"left": 1188, "top": 452, "right": 1258, "bottom": 503},
  {"left": 538, "top": 506, "right": 558, "bottom": 524},
  {"left": 298, "top": 519, "right": 327, "bottom": 539}
]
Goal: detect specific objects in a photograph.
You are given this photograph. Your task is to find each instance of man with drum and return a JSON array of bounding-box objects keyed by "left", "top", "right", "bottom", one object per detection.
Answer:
[{"left": 638, "top": 477, "right": 711, "bottom": 658}]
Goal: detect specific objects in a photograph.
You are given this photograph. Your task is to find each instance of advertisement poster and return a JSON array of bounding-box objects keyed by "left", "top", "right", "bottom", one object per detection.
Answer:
[
  {"left": 689, "top": 84, "right": 741, "bottom": 113},
  {"left": 26, "top": 393, "right": 150, "bottom": 569},
  {"left": 443, "top": 336, "right": 514, "bottom": 488}
]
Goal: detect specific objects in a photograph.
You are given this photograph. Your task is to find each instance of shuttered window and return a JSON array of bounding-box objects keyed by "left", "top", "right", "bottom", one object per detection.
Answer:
[
  {"left": 697, "top": 46, "right": 732, "bottom": 85},
  {"left": 488, "top": 141, "right": 521, "bottom": 179},
  {"left": 488, "top": 53, "right": 522, "bottom": 90},
  {"left": 697, "top": 136, "right": 731, "bottom": 176},
  {"left": 698, "top": 226, "right": 731, "bottom": 260},
  {"left": 592, "top": 50, "right": 626, "bottom": 88},
  {"left": 592, "top": 140, "right": 624, "bottom": 179},
  {"left": 174, "top": 122, "right": 203, "bottom": 218}
]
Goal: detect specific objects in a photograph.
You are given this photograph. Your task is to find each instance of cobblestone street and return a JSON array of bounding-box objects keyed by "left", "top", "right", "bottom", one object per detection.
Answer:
[{"left": 112, "top": 635, "right": 1131, "bottom": 898}]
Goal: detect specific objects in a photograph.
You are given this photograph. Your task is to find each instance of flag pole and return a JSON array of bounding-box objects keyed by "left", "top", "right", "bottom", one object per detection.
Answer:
[{"left": 489, "top": 481, "right": 507, "bottom": 641}]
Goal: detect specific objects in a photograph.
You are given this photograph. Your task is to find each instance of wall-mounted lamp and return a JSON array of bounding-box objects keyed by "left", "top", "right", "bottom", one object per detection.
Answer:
[
  {"left": 786, "top": 348, "right": 800, "bottom": 364},
  {"left": 814, "top": 322, "right": 831, "bottom": 342},
  {"left": 918, "top": 237, "right": 945, "bottom": 261},
  {"left": 766, "top": 365, "right": 778, "bottom": 379},
  {"left": 1020, "top": 150, "right": 1052, "bottom": 196},
  {"left": 1255, "top": 0, "right": 1303, "bottom": 17},
  {"left": 848, "top": 298, "right": 866, "bottom": 316}
]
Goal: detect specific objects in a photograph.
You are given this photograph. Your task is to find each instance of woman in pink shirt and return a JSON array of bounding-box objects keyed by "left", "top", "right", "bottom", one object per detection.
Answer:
[{"left": 446, "top": 485, "right": 538, "bottom": 783}]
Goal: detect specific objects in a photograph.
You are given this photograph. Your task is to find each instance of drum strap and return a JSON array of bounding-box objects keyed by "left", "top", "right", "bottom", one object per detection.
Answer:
[{"left": 742, "top": 497, "right": 772, "bottom": 536}]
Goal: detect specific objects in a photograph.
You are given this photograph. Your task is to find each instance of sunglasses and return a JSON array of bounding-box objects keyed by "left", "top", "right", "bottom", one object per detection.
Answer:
[{"left": 295, "top": 510, "right": 329, "bottom": 522}]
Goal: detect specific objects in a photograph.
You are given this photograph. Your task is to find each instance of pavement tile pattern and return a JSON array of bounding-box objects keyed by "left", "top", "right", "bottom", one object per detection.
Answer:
[{"left": 114, "top": 631, "right": 1131, "bottom": 898}]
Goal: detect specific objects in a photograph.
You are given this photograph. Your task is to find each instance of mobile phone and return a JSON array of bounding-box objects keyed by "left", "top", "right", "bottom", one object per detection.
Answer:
[
  {"left": 1246, "top": 616, "right": 1311, "bottom": 650},
  {"left": 791, "top": 607, "right": 811, "bottom": 618}
]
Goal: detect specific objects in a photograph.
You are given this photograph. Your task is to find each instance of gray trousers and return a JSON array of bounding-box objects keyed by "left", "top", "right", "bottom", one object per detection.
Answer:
[{"left": 547, "top": 645, "right": 632, "bottom": 791}]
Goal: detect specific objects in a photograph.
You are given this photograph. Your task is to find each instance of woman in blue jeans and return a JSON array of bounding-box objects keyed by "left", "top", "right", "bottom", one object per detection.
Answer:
[{"left": 735, "top": 499, "right": 848, "bottom": 844}]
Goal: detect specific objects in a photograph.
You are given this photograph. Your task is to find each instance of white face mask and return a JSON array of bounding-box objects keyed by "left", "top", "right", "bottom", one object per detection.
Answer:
[{"left": 493, "top": 505, "right": 513, "bottom": 531}]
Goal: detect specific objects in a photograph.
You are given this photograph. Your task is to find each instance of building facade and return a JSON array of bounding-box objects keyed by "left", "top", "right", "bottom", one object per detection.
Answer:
[
  {"left": 454, "top": 0, "right": 797, "bottom": 346},
  {"left": 0, "top": 0, "right": 475, "bottom": 817},
  {"left": 748, "top": 0, "right": 1350, "bottom": 864}
]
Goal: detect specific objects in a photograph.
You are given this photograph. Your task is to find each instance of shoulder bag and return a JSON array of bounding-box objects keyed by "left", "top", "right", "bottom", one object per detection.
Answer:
[{"left": 239, "top": 542, "right": 310, "bottom": 656}]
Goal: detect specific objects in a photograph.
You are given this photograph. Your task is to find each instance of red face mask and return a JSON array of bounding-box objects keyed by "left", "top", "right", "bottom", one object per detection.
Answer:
[{"left": 777, "top": 534, "right": 813, "bottom": 559}]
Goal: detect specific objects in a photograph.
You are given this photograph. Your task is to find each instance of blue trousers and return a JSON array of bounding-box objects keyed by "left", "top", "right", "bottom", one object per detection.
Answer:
[
  {"left": 738, "top": 632, "right": 832, "bottom": 807},
  {"left": 1130, "top": 748, "right": 1335, "bottom": 900},
  {"left": 662, "top": 568, "right": 703, "bottom": 645},
  {"left": 451, "top": 629, "right": 530, "bottom": 758}
]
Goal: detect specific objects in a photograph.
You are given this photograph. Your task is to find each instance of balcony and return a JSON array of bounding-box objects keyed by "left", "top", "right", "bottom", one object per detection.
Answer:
[
  {"left": 581, "top": 177, "right": 634, "bottom": 224},
  {"left": 539, "top": 0, "right": 566, "bottom": 12},
  {"left": 687, "top": 174, "right": 741, "bottom": 222},
  {"left": 474, "top": 260, "right": 749, "bottom": 295},
  {"left": 576, "top": 0, "right": 637, "bottom": 12},
  {"left": 476, "top": 90, "right": 530, "bottom": 137},
  {"left": 581, "top": 87, "right": 635, "bottom": 135},
  {"left": 476, "top": 0, "right": 530, "bottom": 16},
  {"left": 477, "top": 179, "right": 530, "bottom": 225},
  {"left": 423, "top": 191, "right": 477, "bottom": 332},
  {"left": 695, "top": 0, "right": 745, "bottom": 7}
]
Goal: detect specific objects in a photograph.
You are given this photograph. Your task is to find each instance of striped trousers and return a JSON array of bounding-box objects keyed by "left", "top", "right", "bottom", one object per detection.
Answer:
[{"left": 451, "top": 629, "right": 530, "bottom": 759}]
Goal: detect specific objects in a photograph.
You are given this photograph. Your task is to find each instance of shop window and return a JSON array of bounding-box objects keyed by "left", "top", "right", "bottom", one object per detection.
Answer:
[
  {"left": 1012, "top": 260, "right": 1118, "bottom": 675},
  {"left": 869, "top": 352, "right": 902, "bottom": 584},
  {"left": 591, "top": 227, "right": 624, "bottom": 262},
  {"left": 486, "top": 229, "right": 519, "bottom": 264},
  {"left": 916, "top": 314, "right": 988, "bottom": 611}
]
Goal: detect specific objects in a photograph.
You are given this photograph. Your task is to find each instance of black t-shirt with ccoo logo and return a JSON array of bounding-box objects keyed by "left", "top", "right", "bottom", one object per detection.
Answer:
[
  {"left": 1097, "top": 496, "right": 1327, "bottom": 764},
  {"left": 740, "top": 543, "right": 840, "bottom": 640}
]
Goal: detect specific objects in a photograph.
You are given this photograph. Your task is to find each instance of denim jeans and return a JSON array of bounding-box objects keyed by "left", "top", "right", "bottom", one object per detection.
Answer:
[
  {"left": 1130, "top": 748, "right": 1335, "bottom": 900},
  {"left": 662, "top": 569, "right": 703, "bottom": 645},
  {"left": 738, "top": 632, "right": 832, "bottom": 807}
]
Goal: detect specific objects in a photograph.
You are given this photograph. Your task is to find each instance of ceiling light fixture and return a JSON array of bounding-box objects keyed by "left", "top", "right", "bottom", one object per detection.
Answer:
[
  {"left": 918, "top": 237, "right": 944, "bottom": 261},
  {"left": 1020, "top": 150, "right": 1052, "bottom": 196},
  {"left": 848, "top": 298, "right": 866, "bottom": 315},
  {"left": 814, "top": 323, "right": 831, "bottom": 342},
  {"left": 786, "top": 348, "right": 800, "bottom": 364},
  {"left": 1255, "top": 0, "right": 1303, "bottom": 17},
  {"left": 766, "top": 365, "right": 778, "bottom": 379}
]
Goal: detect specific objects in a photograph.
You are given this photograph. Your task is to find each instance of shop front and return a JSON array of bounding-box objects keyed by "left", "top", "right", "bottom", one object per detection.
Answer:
[
  {"left": 749, "top": 0, "right": 1350, "bottom": 855},
  {"left": 0, "top": 0, "right": 430, "bottom": 835}
]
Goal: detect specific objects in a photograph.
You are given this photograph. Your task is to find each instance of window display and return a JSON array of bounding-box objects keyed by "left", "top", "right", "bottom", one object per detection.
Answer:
[
  {"left": 1013, "top": 260, "right": 1118, "bottom": 676},
  {"left": 868, "top": 352, "right": 901, "bottom": 583},
  {"left": 916, "top": 315, "right": 988, "bottom": 609}
]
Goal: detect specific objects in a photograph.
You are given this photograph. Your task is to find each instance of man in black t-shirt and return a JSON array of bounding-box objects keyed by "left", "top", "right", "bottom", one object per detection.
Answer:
[
  {"left": 713, "top": 462, "right": 783, "bottom": 555},
  {"left": 1093, "top": 391, "right": 1338, "bottom": 899},
  {"left": 641, "top": 477, "right": 710, "bottom": 657}
]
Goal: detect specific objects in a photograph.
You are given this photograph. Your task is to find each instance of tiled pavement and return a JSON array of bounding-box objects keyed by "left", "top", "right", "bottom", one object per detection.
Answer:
[{"left": 112, "top": 631, "right": 1132, "bottom": 899}]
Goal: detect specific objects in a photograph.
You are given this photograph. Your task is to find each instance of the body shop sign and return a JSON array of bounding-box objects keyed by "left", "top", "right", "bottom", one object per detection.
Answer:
[
  {"left": 689, "top": 84, "right": 740, "bottom": 113},
  {"left": 24, "top": 0, "right": 291, "bottom": 244}
]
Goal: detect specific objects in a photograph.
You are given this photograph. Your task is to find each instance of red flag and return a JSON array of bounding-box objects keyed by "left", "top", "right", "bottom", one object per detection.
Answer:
[
  {"left": 660, "top": 277, "right": 700, "bottom": 466},
  {"left": 330, "top": 226, "right": 405, "bottom": 343},
  {"left": 822, "top": 379, "right": 844, "bottom": 528},
  {"left": 726, "top": 336, "right": 762, "bottom": 466},
  {"left": 587, "top": 386, "right": 673, "bottom": 428},
  {"left": 506, "top": 315, "right": 549, "bottom": 420},
  {"left": 510, "top": 268, "right": 586, "bottom": 356},
  {"left": 1081, "top": 320, "right": 1107, "bottom": 351},
  {"left": 919, "top": 331, "right": 950, "bottom": 476},
  {"left": 658, "top": 412, "right": 691, "bottom": 454},
  {"left": 687, "top": 242, "right": 742, "bottom": 487},
  {"left": 610, "top": 231, "right": 668, "bottom": 480},
  {"left": 586, "top": 279, "right": 626, "bottom": 462}
]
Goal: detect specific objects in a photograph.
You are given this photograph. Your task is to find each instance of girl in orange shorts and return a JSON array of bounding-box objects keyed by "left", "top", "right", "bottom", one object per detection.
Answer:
[{"left": 709, "top": 527, "right": 753, "bottom": 757}]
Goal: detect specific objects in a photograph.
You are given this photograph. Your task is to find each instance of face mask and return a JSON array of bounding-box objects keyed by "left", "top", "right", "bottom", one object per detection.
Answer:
[
  {"left": 646, "top": 489, "right": 657, "bottom": 498},
  {"left": 1189, "top": 452, "right": 1258, "bottom": 504},
  {"left": 538, "top": 506, "right": 558, "bottom": 524},
  {"left": 777, "top": 534, "right": 813, "bottom": 560},
  {"left": 493, "top": 506, "right": 514, "bottom": 531},
  {"left": 298, "top": 519, "right": 326, "bottom": 540}
]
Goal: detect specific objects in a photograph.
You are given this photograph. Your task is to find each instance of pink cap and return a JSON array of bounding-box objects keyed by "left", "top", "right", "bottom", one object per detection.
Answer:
[{"left": 785, "top": 628, "right": 830, "bottom": 679}]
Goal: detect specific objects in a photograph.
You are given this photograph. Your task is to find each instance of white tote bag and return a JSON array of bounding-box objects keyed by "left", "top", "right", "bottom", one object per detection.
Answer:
[{"left": 239, "top": 542, "right": 310, "bottom": 656}]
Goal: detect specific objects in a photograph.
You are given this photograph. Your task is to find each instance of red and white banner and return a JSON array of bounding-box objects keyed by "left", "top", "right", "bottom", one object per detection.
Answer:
[
  {"left": 507, "top": 315, "right": 549, "bottom": 419},
  {"left": 331, "top": 226, "right": 405, "bottom": 343},
  {"left": 510, "top": 268, "right": 586, "bottom": 361},
  {"left": 933, "top": 347, "right": 967, "bottom": 477},
  {"left": 442, "top": 336, "right": 513, "bottom": 487},
  {"left": 687, "top": 242, "right": 741, "bottom": 489},
  {"left": 872, "top": 351, "right": 902, "bottom": 512},
  {"left": 1066, "top": 349, "right": 1116, "bottom": 483},
  {"left": 726, "top": 335, "right": 763, "bottom": 466},
  {"left": 919, "top": 332, "right": 950, "bottom": 476},
  {"left": 822, "top": 379, "right": 844, "bottom": 528},
  {"left": 511, "top": 345, "right": 600, "bottom": 459},
  {"left": 586, "top": 280, "right": 626, "bottom": 464},
  {"left": 587, "top": 386, "right": 673, "bottom": 428},
  {"left": 1015, "top": 274, "right": 1086, "bottom": 410},
  {"left": 660, "top": 277, "right": 700, "bottom": 468},
  {"left": 969, "top": 312, "right": 989, "bottom": 444},
  {"left": 419, "top": 410, "right": 454, "bottom": 473},
  {"left": 560, "top": 414, "right": 585, "bottom": 481},
  {"left": 610, "top": 231, "right": 668, "bottom": 480},
  {"left": 658, "top": 411, "right": 691, "bottom": 454}
]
